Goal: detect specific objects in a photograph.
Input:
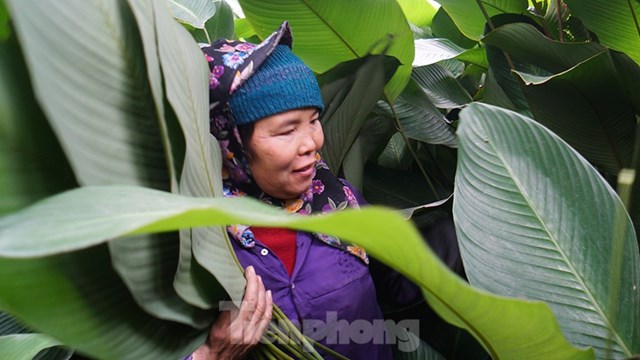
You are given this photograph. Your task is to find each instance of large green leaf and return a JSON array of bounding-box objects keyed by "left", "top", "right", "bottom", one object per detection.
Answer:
[
  {"left": 318, "top": 55, "right": 399, "bottom": 172},
  {"left": 482, "top": 16, "right": 539, "bottom": 117},
  {"left": 454, "top": 102, "right": 640, "bottom": 358},
  {"left": 564, "top": 0, "right": 640, "bottom": 66},
  {"left": 0, "top": 32, "right": 76, "bottom": 215},
  {"left": 0, "top": 23, "right": 75, "bottom": 360},
  {"left": 0, "top": 246, "right": 205, "bottom": 360},
  {"left": 0, "top": 312, "right": 72, "bottom": 360},
  {"left": 0, "top": 185, "right": 592, "bottom": 359},
  {"left": 6, "top": 0, "right": 214, "bottom": 328},
  {"left": 481, "top": 67, "right": 518, "bottom": 111},
  {"left": 412, "top": 64, "right": 473, "bottom": 109},
  {"left": 6, "top": 0, "right": 170, "bottom": 188},
  {"left": 377, "top": 133, "right": 414, "bottom": 171},
  {"left": 238, "top": 0, "right": 414, "bottom": 100},
  {"left": 436, "top": 0, "right": 528, "bottom": 40},
  {"left": 396, "top": 0, "right": 438, "bottom": 27},
  {"left": 413, "top": 38, "right": 469, "bottom": 67},
  {"left": 363, "top": 163, "right": 448, "bottom": 210},
  {"left": 483, "top": 22, "right": 637, "bottom": 174},
  {"left": 0, "top": 334, "right": 61, "bottom": 360},
  {"left": 341, "top": 112, "right": 396, "bottom": 190},
  {"left": 126, "top": 0, "right": 237, "bottom": 318},
  {"left": 378, "top": 79, "right": 457, "bottom": 147},
  {"left": 430, "top": 7, "right": 478, "bottom": 49},
  {"left": 167, "top": 0, "right": 217, "bottom": 28},
  {"left": 482, "top": 22, "right": 605, "bottom": 73},
  {"left": 513, "top": 51, "right": 636, "bottom": 174}
]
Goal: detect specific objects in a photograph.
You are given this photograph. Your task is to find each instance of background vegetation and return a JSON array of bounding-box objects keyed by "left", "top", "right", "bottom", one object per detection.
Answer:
[{"left": 0, "top": 0, "right": 638, "bottom": 359}]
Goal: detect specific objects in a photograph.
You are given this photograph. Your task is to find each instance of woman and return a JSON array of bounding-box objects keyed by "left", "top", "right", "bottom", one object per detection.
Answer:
[{"left": 190, "top": 22, "right": 420, "bottom": 359}]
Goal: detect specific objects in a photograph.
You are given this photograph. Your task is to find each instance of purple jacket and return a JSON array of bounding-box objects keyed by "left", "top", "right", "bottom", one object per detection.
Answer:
[{"left": 232, "top": 230, "right": 392, "bottom": 359}]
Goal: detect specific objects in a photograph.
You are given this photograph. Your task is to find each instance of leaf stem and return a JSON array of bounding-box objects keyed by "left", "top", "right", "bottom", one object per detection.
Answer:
[
  {"left": 475, "top": 0, "right": 516, "bottom": 70},
  {"left": 270, "top": 306, "right": 323, "bottom": 360},
  {"left": 555, "top": 0, "right": 564, "bottom": 42},
  {"left": 531, "top": 1, "right": 554, "bottom": 39},
  {"left": 204, "top": 28, "right": 212, "bottom": 45},
  {"left": 270, "top": 306, "right": 350, "bottom": 360},
  {"left": 609, "top": 169, "right": 635, "bottom": 359}
]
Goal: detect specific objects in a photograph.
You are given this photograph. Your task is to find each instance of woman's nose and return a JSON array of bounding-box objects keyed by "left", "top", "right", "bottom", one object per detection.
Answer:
[{"left": 298, "top": 132, "right": 317, "bottom": 155}]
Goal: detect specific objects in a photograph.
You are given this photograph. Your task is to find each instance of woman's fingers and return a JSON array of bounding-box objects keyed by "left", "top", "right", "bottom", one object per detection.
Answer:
[
  {"left": 240, "top": 267, "right": 271, "bottom": 344},
  {"left": 199, "top": 265, "right": 273, "bottom": 359},
  {"left": 253, "top": 290, "right": 273, "bottom": 344}
]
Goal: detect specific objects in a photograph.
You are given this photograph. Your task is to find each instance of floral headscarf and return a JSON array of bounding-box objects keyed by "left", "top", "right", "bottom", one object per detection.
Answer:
[{"left": 201, "top": 22, "right": 368, "bottom": 264}]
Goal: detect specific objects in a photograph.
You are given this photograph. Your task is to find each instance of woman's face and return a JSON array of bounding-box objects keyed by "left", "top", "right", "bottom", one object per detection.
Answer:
[{"left": 246, "top": 108, "right": 324, "bottom": 200}]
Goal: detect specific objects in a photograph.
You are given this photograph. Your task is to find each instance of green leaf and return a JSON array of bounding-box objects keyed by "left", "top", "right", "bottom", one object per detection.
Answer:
[
  {"left": 396, "top": 0, "right": 438, "bottom": 26},
  {"left": 454, "top": 102, "right": 640, "bottom": 358},
  {"left": 455, "top": 47, "right": 488, "bottom": 69},
  {"left": 363, "top": 163, "right": 448, "bottom": 210},
  {"left": 377, "top": 132, "right": 413, "bottom": 171},
  {"left": 238, "top": 0, "right": 414, "bottom": 100},
  {"left": 482, "top": 22, "right": 605, "bottom": 73},
  {"left": 513, "top": 51, "right": 636, "bottom": 174},
  {"left": 564, "top": 0, "right": 640, "bottom": 66},
  {"left": 412, "top": 64, "right": 473, "bottom": 109},
  {"left": 127, "top": 0, "right": 183, "bottom": 189},
  {"left": 391, "top": 327, "right": 446, "bottom": 360},
  {"left": 482, "top": 18, "right": 538, "bottom": 117},
  {"left": 0, "top": 246, "right": 205, "bottom": 360},
  {"left": 413, "top": 38, "right": 469, "bottom": 67},
  {"left": 107, "top": 0, "right": 212, "bottom": 327},
  {"left": 413, "top": 38, "right": 487, "bottom": 71},
  {"left": 481, "top": 67, "right": 518, "bottom": 110},
  {"left": 0, "top": 0, "right": 9, "bottom": 41},
  {"left": 189, "top": 0, "right": 235, "bottom": 44},
  {"left": 167, "top": 0, "right": 218, "bottom": 28},
  {"left": 0, "top": 312, "right": 72, "bottom": 360},
  {"left": 0, "top": 32, "right": 76, "bottom": 215},
  {"left": 341, "top": 112, "right": 396, "bottom": 190},
  {"left": 436, "top": 0, "right": 529, "bottom": 40},
  {"left": 5, "top": 0, "right": 170, "bottom": 189},
  {"left": 609, "top": 50, "right": 640, "bottom": 115},
  {"left": 483, "top": 22, "right": 638, "bottom": 174},
  {"left": 378, "top": 79, "right": 457, "bottom": 147},
  {"left": 0, "top": 334, "right": 61, "bottom": 360},
  {"left": 318, "top": 55, "right": 399, "bottom": 172},
  {"left": 136, "top": 0, "right": 238, "bottom": 316},
  {"left": 0, "top": 185, "right": 593, "bottom": 359},
  {"left": 431, "top": 7, "right": 478, "bottom": 49},
  {"left": 205, "top": 0, "right": 234, "bottom": 40},
  {"left": 234, "top": 17, "right": 256, "bottom": 39}
]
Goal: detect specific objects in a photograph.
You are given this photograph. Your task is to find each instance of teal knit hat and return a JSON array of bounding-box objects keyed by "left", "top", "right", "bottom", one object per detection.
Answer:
[{"left": 228, "top": 45, "right": 324, "bottom": 126}]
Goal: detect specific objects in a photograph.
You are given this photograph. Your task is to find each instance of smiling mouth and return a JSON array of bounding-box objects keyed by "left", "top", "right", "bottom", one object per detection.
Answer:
[{"left": 294, "top": 163, "right": 315, "bottom": 176}]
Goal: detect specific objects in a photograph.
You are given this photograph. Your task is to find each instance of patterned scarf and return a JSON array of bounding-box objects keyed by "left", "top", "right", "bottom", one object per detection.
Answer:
[{"left": 202, "top": 22, "right": 368, "bottom": 264}]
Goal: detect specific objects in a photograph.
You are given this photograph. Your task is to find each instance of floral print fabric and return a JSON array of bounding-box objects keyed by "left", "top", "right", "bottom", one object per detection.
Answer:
[{"left": 201, "top": 22, "right": 368, "bottom": 265}]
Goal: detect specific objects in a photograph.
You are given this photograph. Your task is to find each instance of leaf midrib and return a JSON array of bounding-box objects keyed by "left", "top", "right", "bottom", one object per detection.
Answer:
[{"left": 298, "top": 0, "right": 360, "bottom": 58}]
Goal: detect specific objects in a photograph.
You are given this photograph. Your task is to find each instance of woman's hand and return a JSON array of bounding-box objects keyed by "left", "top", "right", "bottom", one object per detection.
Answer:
[{"left": 192, "top": 265, "right": 273, "bottom": 360}]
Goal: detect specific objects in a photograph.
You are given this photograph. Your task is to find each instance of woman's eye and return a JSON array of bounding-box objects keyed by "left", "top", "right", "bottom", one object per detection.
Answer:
[
  {"left": 279, "top": 129, "right": 295, "bottom": 136},
  {"left": 311, "top": 118, "right": 320, "bottom": 125}
]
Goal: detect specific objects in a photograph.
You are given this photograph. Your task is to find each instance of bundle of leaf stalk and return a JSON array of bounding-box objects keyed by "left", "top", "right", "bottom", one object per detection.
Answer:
[{"left": 253, "top": 305, "right": 348, "bottom": 360}]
